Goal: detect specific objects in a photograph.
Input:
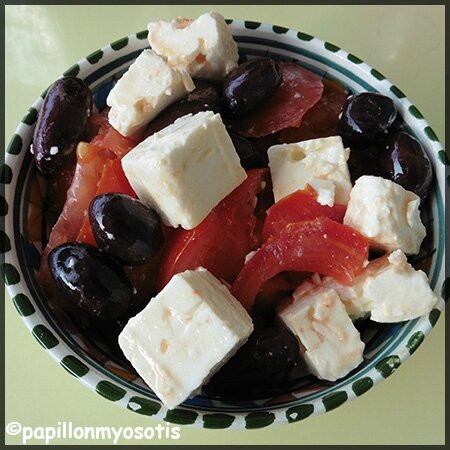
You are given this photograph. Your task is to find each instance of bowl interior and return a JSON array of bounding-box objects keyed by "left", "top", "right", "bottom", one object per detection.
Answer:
[{"left": 4, "top": 21, "right": 446, "bottom": 426}]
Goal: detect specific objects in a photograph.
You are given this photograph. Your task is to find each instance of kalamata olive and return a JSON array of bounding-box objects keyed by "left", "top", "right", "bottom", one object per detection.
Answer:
[
  {"left": 48, "top": 242, "right": 133, "bottom": 320},
  {"left": 205, "top": 323, "right": 306, "bottom": 399},
  {"left": 143, "top": 82, "right": 223, "bottom": 138},
  {"left": 339, "top": 93, "right": 397, "bottom": 145},
  {"left": 33, "top": 76, "right": 93, "bottom": 176},
  {"left": 89, "top": 193, "right": 164, "bottom": 265},
  {"left": 229, "top": 132, "right": 266, "bottom": 169},
  {"left": 378, "top": 131, "right": 433, "bottom": 199},
  {"left": 222, "top": 58, "right": 282, "bottom": 117},
  {"left": 347, "top": 144, "right": 380, "bottom": 184}
]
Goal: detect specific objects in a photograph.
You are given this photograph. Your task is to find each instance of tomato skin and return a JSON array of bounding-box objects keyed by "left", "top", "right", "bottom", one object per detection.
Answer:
[
  {"left": 262, "top": 188, "right": 346, "bottom": 241},
  {"left": 231, "top": 217, "right": 369, "bottom": 312},
  {"left": 157, "top": 169, "right": 269, "bottom": 290}
]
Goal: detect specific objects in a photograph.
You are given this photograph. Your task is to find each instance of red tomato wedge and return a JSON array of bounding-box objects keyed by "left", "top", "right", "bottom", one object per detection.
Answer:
[
  {"left": 231, "top": 217, "right": 369, "bottom": 312},
  {"left": 230, "top": 63, "right": 323, "bottom": 138},
  {"left": 157, "top": 169, "right": 268, "bottom": 290},
  {"left": 262, "top": 188, "right": 346, "bottom": 241}
]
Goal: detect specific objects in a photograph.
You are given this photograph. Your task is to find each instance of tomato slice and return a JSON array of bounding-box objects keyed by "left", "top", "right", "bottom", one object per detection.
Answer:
[
  {"left": 279, "top": 78, "right": 348, "bottom": 144},
  {"left": 230, "top": 63, "right": 324, "bottom": 138},
  {"left": 231, "top": 217, "right": 369, "bottom": 312},
  {"left": 157, "top": 169, "right": 268, "bottom": 290},
  {"left": 262, "top": 188, "right": 346, "bottom": 241}
]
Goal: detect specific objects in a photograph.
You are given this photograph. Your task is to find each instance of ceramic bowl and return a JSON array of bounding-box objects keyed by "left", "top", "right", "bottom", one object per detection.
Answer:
[{"left": 3, "top": 20, "right": 446, "bottom": 429}]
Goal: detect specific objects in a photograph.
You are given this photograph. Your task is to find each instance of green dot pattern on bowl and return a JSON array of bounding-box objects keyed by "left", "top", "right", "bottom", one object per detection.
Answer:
[
  {"left": 244, "top": 411, "right": 276, "bottom": 429},
  {"left": 61, "top": 355, "right": 89, "bottom": 378},
  {"left": 285, "top": 404, "right": 314, "bottom": 423},
  {"left": 437, "top": 150, "right": 449, "bottom": 165},
  {"left": 136, "top": 30, "right": 149, "bottom": 40},
  {"left": 375, "top": 355, "right": 401, "bottom": 378},
  {"left": 63, "top": 64, "right": 80, "bottom": 77},
  {"left": 0, "top": 196, "right": 8, "bottom": 216},
  {"left": 370, "top": 68, "right": 385, "bottom": 80},
  {"left": 21, "top": 107, "right": 38, "bottom": 126},
  {"left": 424, "top": 126, "right": 438, "bottom": 141},
  {"left": 86, "top": 49, "right": 104, "bottom": 64},
  {"left": 297, "top": 31, "right": 314, "bottom": 41},
  {"left": 1, "top": 164, "right": 13, "bottom": 184},
  {"left": 7, "top": 134, "right": 23, "bottom": 155},
  {"left": 32, "top": 324, "right": 59, "bottom": 349},
  {"left": 2, "top": 262, "right": 20, "bottom": 285},
  {"left": 390, "top": 85, "right": 406, "bottom": 98},
  {"left": 12, "top": 293, "right": 35, "bottom": 317},
  {"left": 408, "top": 105, "right": 424, "bottom": 119},
  {"left": 202, "top": 413, "right": 235, "bottom": 429},
  {"left": 127, "top": 396, "right": 161, "bottom": 416},
  {"left": 322, "top": 391, "right": 348, "bottom": 411},
  {"left": 244, "top": 20, "right": 261, "bottom": 29},
  {"left": 164, "top": 408, "right": 198, "bottom": 425},
  {"left": 273, "top": 25, "right": 288, "bottom": 34},
  {"left": 429, "top": 308, "right": 441, "bottom": 326},
  {"left": 406, "top": 331, "right": 425, "bottom": 355},
  {"left": 347, "top": 53, "right": 363, "bottom": 64},
  {"left": 111, "top": 37, "right": 129, "bottom": 51},
  {"left": 441, "top": 278, "right": 449, "bottom": 301},
  {"left": 1, "top": 230, "right": 11, "bottom": 253},
  {"left": 95, "top": 380, "right": 126, "bottom": 402},
  {"left": 352, "top": 377, "right": 374, "bottom": 396},
  {"left": 324, "top": 42, "right": 340, "bottom": 52}
]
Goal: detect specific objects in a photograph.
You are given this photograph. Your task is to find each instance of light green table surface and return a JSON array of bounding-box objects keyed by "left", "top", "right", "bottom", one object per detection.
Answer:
[{"left": 5, "top": 5, "right": 445, "bottom": 446}]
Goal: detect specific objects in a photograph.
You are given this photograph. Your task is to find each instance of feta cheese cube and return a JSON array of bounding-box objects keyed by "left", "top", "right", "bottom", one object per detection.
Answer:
[
  {"left": 278, "top": 281, "right": 365, "bottom": 381},
  {"left": 118, "top": 268, "right": 253, "bottom": 410},
  {"left": 343, "top": 175, "right": 426, "bottom": 254},
  {"left": 268, "top": 136, "right": 352, "bottom": 206},
  {"left": 314, "top": 273, "right": 371, "bottom": 321},
  {"left": 106, "top": 49, "right": 195, "bottom": 136},
  {"left": 121, "top": 111, "right": 247, "bottom": 229},
  {"left": 317, "top": 249, "right": 437, "bottom": 322},
  {"left": 362, "top": 250, "right": 438, "bottom": 323},
  {"left": 147, "top": 12, "right": 238, "bottom": 81}
]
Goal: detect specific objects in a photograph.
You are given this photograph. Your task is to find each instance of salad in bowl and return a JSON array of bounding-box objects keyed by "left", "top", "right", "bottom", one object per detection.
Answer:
[{"left": 3, "top": 11, "right": 445, "bottom": 428}]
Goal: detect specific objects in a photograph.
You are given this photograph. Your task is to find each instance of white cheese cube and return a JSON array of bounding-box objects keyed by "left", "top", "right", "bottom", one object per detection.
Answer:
[
  {"left": 121, "top": 111, "right": 247, "bottom": 229},
  {"left": 118, "top": 268, "right": 253, "bottom": 410},
  {"left": 362, "top": 250, "right": 438, "bottom": 323},
  {"left": 343, "top": 175, "right": 426, "bottom": 254},
  {"left": 268, "top": 136, "right": 352, "bottom": 206},
  {"left": 106, "top": 49, "right": 195, "bottom": 136},
  {"left": 314, "top": 273, "right": 371, "bottom": 321},
  {"left": 278, "top": 282, "right": 365, "bottom": 381},
  {"left": 147, "top": 12, "right": 238, "bottom": 81}
]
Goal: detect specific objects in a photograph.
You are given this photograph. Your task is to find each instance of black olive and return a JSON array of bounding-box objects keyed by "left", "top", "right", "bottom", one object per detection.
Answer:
[
  {"left": 339, "top": 93, "right": 397, "bottom": 145},
  {"left": 205, "top": 322, "right": 306, "bottom": 399},
  {"left": 89, "top": 193, "right": 164, "bottom": 265},
  {"left": 48, "top": 242, "right": 132, "bottom": 320},
  {"left": 33, "top": 76, "right": 93, "bottom": 176},
  {"left": 229, "top": 132, "right": 266, "bottom": 169},
  {"left": 378, "top": 131, "right": 433, "bottom": 200},
  {"left": 143, "top": 82, "right": 223, "bottom": 138},
  {"left": 222, "top": 58, "right": 282, "bottom": 117},
  {"left": 347, "top": 144, "right": 380, "bottom": 183}
]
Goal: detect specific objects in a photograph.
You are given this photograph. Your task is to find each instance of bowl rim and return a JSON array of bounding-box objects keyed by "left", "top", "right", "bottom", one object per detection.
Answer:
[{"left": 3, "top": 18, "right": 446, "bottom": 429}]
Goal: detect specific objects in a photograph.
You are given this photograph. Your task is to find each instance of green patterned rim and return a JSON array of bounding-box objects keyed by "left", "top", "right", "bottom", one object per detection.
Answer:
[{"left": 3, "top": 19, "right": 446, "bottom": 429}]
